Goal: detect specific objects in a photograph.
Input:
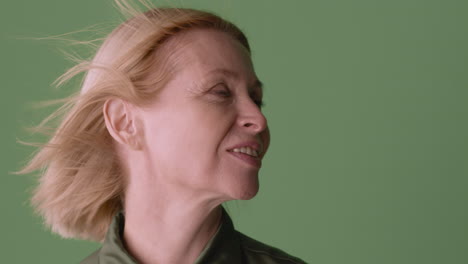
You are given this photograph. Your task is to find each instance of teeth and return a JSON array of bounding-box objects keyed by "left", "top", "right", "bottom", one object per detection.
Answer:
[{"left": 232, "top": 147, "right": 259, "bottom": 157}]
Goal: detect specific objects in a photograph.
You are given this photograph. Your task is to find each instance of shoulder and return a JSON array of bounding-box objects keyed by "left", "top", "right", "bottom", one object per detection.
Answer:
[
  {"left": 237, "top": 231, "right": 307, "bottom": 264},
  {"left": 80, "top": 248, "right": 101, "bottom": 264}
]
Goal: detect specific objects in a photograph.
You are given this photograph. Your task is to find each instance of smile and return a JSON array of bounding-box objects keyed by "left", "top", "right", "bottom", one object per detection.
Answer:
[
  {"left": 227, "top": 148, "right": 262, "bottom": 168},
  {"left": 230, "top": 147, "right": 259, "bottom": 157}
]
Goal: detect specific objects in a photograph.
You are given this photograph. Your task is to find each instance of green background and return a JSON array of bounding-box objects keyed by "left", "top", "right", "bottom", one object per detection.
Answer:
[{"left": 2, "top": 0, "right": 467, "bottom": 263}]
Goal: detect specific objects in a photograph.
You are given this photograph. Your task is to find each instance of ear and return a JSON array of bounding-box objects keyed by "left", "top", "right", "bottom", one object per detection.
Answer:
[{"left": 103, "top": 98, "right": 142, "bottom": 150}]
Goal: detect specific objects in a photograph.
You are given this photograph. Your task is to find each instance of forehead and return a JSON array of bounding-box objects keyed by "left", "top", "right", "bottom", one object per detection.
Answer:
[{"left": 173, "top": 29, "right": 258, "bottom": 84}]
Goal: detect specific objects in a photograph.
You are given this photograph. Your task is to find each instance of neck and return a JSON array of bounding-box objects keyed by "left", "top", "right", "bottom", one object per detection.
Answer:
[{"left": 122, "top": 182, "right": 224, "bottom": 264}]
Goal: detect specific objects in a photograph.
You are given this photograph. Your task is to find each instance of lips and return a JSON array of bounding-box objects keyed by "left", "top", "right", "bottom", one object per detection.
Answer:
[
  {"left": 226, "top": 141, "right": 264, "bottom": 168},
  {"left": 226, "top": 141, "right": 263, "bottom": 156}
]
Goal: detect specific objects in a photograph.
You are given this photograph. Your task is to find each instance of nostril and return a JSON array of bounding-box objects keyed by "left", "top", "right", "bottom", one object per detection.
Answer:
[
  {"left": 238, "top": 113, "right": 267, "bottom": 133},
  {"left": 243, "top": 122, "right": 259, "bottom": 129}
]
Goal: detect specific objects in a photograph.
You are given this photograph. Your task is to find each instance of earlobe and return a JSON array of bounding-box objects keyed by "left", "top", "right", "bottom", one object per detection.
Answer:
[{"left": 103, "top": 98, "right": 142, "bottom": 150}]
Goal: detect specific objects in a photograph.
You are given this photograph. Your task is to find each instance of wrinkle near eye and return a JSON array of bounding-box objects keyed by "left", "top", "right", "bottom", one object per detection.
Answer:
[
  {"left": 187, "top": 77, "right": 213, "bottom": 97},
  {"left": 190, "top": 73, "right": 228, "bottom": 96}
]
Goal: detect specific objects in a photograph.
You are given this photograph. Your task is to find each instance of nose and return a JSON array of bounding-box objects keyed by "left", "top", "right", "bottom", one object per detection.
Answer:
[{"left": 237, "top": 99, "right": 268, "bottom": 134}]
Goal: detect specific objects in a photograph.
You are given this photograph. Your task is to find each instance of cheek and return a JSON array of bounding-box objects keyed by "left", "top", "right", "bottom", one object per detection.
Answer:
[
  {"left": 184, "top": 110, "right": 233, "bottom": 163},
  {"left": 140, "top": 108, "right": 189, "bottom": 170},
  {"left": 142, "top": 106, "right": 233, "bottom": 175}
]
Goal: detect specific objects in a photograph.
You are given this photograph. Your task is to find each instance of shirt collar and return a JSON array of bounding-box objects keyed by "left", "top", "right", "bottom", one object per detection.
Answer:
[{"left": 98, "top": 207, "right": 243, "bottom": 264}]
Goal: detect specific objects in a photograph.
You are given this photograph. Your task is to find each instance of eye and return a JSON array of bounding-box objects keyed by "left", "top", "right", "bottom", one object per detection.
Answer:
[
  {"left": 211, "top": 83, "right": 231, "bottom": 97},
  {"left": 249, "top": 92, "right": 265, "bottom": 109},
  {"left": 254, "top": 99, "right": 265, "bottom": 108}
]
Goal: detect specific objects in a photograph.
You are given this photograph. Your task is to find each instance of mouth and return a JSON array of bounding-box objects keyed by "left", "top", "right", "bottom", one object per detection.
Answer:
[
  {"left": 228, "top": 146, "right": 260, "bottom": 157},
  {"left": 226, "top": 145, "right": 263, "bottom": 168}
]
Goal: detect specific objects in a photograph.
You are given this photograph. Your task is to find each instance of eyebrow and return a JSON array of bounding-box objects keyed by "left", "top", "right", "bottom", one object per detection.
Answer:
[{"left": 207, "top": 68, "right": 264, "bottom": 91}]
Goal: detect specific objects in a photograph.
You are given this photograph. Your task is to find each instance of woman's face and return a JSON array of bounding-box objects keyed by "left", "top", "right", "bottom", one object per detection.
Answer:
[{"left": 138, "top": 29, "right": 270, "bottom": 201}]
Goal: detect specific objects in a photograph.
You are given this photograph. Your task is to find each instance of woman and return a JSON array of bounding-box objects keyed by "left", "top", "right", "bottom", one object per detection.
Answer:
[{"left": 19, "top": 2, "right": 306, "bottom": 264}]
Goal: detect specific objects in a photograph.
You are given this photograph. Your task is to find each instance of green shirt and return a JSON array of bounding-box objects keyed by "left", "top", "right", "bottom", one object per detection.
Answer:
[{"left": 80, "top": 207, "right": 307, "bottom": 264}]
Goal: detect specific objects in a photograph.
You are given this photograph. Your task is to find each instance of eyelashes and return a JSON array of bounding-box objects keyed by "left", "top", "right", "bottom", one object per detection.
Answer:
[
  {"left": 254, "top": 99, "right": 265, "bottom": 108},
  {"left": 212, "top": 85, "right": 231, "bottom": 97},
  {"left": 211, "top": 83, "right": 264, "bottom": 108}
]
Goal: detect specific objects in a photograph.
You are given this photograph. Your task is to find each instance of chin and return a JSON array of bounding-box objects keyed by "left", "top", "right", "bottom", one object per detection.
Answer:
[{"left": 228, "top": 178, "right": 259, "bottom": 200}]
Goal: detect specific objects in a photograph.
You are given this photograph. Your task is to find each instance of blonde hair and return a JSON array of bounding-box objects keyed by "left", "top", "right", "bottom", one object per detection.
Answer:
[{"left": 17, "top": 1, "right": 250, "bottom": 242}]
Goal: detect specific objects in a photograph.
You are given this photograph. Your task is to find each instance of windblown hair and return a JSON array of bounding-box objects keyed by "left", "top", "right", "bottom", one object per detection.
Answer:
[{"left": 17, "top": 0, "right": 250, "bottom": 242}]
